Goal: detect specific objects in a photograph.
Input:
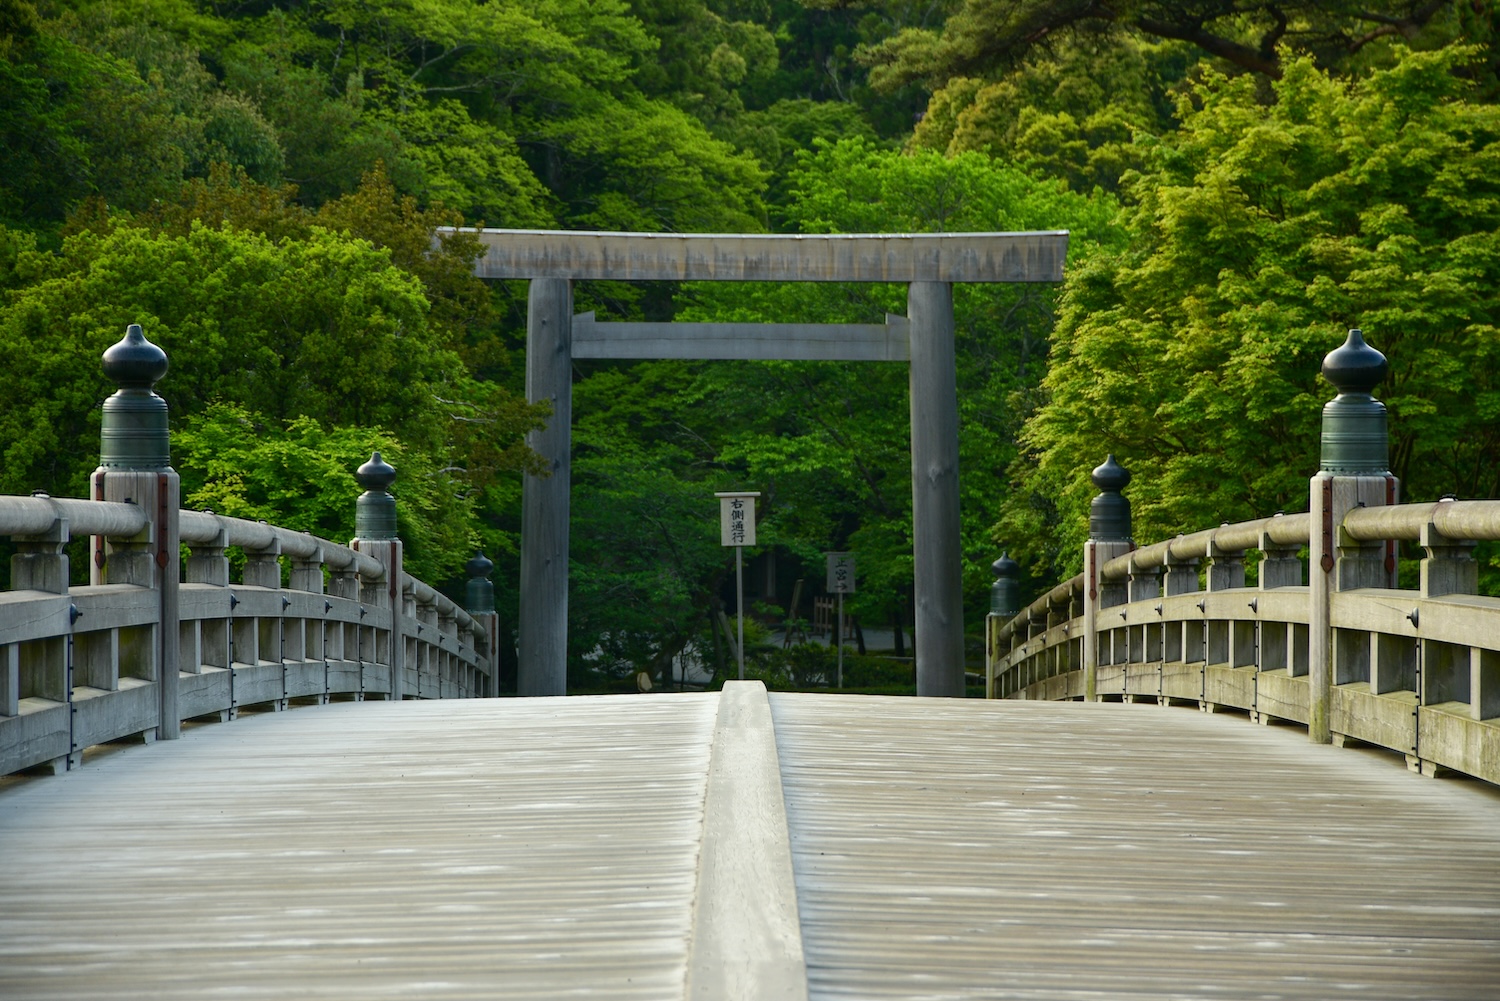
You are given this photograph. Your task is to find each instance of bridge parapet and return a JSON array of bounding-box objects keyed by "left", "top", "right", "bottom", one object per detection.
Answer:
[
  {"left": 989, "top": 333, "right": 1500, "bottom": 785},
  {"left": 1, "top": 325, "right": 495, "bottom": 777}
]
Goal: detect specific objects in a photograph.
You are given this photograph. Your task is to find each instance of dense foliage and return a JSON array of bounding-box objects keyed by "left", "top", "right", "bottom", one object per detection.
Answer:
[
  {"left": 2, "top": 0, "right": 1498, "bottom": 685},
  {"left": 999, "top": 46, "right": 1500, "bottom": 580}
]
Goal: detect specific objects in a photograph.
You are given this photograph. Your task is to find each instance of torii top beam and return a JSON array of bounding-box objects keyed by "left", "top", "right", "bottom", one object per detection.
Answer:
[{"left": 450, "top": 229, "right": 1069, "bottom": 283}]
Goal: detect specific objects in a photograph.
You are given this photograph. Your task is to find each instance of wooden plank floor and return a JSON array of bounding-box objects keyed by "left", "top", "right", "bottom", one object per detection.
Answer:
[
  {"left": 0, "top": 695, "right": 718, "bottom": 1000},
  {"left": 771, "top": 695, "right": 1500, "bottom": 1000},
  {"left": 2, "top": 690, "right": 1498, "bottom": 999}
]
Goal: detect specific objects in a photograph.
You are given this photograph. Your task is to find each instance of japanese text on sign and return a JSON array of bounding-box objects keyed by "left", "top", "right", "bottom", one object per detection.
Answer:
[
  {"left": 825, "top": 552, "right": 855, "bottom": 594},
  {"left": 715, "top": 492, "right": 759, "bottom": 547}
]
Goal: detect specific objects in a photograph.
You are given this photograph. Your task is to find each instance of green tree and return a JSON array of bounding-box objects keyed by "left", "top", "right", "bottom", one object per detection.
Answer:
[
  {"left": 0, "top": 220, "right": 522, "bottom": 500},
  {"left": 0, "top": 8, "right": 231, "bottom": 231},
  {"left": 1002, "top": 46, "right": 1500, "bottom": 583},
  {"left": 862, "top": 0, "right": 1467, "bottom": 89},
  {"left": 174, "top": 403, "right": 475, "bottom": 583},
  {"left": 569, "top": 364, "right": 731, "bottom": 687},
  {"left": 908, "top": 33, "right": 1194, "bottom": 192}
]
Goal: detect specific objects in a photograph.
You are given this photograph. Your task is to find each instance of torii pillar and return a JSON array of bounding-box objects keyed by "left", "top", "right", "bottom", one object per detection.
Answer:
[
  {"left": 907, "top": 282, "right": 964, "bottom": 696},
  {"left": 519, "top": 278, "right": 573, "bottom": 697}
]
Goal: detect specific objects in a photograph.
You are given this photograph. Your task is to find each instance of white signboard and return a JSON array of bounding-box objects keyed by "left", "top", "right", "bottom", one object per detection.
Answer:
[
  {"left": 715, "top": 492, "right": 759, "bottom": 547},
  {"left": 826, "top": 552, "right": 856, "bottom": 594}
]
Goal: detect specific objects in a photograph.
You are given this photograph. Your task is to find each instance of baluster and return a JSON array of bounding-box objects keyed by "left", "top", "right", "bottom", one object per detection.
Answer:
[
  {"left": 1084, "top": 455, "right": 1132, "bottom": 701},
  {"left": 1258, "top": 520, "right": 1303, "bottom": 589},
  {"left": 465, "top": 552, "right": 499, "bottom": 697},
  {"left": 1206, "top": 534, "right": 1245, "bottom": 591},
  {"left": 1162, "top": 546, "right": 1199, "bottom": 596},
  {"left": 352, "top": 453, "right": 403, "bottom": 701}
]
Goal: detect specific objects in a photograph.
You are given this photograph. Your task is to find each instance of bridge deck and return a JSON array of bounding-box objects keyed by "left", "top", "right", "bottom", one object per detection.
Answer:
[{"left": 2, "top": 688, "right": 1497, "bottom": 999}]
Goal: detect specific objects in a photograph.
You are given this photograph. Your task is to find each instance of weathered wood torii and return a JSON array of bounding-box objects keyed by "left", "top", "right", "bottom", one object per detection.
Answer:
[{"left": 462, "top": 229, "right": 1069, "bottom": 697}]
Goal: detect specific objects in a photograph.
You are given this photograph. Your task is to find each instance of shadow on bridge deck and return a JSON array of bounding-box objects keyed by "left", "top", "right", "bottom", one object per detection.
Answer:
[{"left": 1, "top": 685, "right": 1497, "bottom": 999}]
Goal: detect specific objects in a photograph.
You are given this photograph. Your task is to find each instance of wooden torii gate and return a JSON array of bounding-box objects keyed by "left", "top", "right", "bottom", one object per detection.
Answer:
[{"left": 462, "top": 229, "right": 1070, "bottom": 697}]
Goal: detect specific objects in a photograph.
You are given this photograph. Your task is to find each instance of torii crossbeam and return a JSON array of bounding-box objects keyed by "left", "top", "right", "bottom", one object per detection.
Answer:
[{"left": 458, "top": 228, "right": 1070, "bottom": 697}]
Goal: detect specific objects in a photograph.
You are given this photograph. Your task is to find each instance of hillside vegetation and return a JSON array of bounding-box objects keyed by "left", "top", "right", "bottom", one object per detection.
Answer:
[{"left": 2, "top": 0, "right": 1497, "bottom": 686}]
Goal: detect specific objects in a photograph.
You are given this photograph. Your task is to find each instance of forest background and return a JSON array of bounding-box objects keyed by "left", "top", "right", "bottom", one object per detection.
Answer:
[{"left": 2, "top": 0, "right": 1498, "bottom": 691}]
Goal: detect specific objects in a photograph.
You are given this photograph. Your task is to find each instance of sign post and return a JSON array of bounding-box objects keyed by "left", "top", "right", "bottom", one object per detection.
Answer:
[
  {"left": 825, "top": 552, "right": 855, "bottom": 688},
  {"left": 716, "top": 491, "right": 760, "bottom": 681}
]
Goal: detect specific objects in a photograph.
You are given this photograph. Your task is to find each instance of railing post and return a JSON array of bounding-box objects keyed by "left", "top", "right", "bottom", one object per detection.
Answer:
[
  {"left": 436, "top": 603, "right": 457, "bottom": 697},
  {"left": 184, "top": 518, "right": 230, "bottom": 693},
  {"left": 242, "top": 533, "right": 281, "bottom": 588},
  {"left": 1162, "top": 546, "right": 1199, "bottom": 595},
  {"left": 351, "top": 452, "right": 404, "bottom": 702},
  {"left": 329, "top": 565, "right": 359, "bottom": 601},
  {"left": 9, "top": 496, "right": 69, "bottom": 750},
  {"left": 1258, "top": 517, "right": 1303, "bottom": 589},
  {"left": 987, "top": 554, "right": 1020, "bottom": 699},
  {"left": 288, "top": 539, "right": 324, "bottom": 700},
  {"left": 465, "top": 552, "right": 500, "bottom": 698},
  {"left": 1419, "top": 500, "right": 1477, "bottom": 599},
  {"left": 1206, "top": 532, "right": 1245, "bottom": 591},
  {"left": 1127, "top": 558, "right": 1161, "bottom": 602},
  {"left": 404, "top": 581, "right": 421, "bottom": 697},
  {"left": 185, "top": 519, "right": 230, "bottom": 586},
  {"left": 327, "top": 562, "right": 359, "bottom": 697},
  {"left": 1084, "top": 455, "right": 1132, "bottom": 701},
  {"left": 242, "top": 531, "right": 285, "bottom": 709},
  {"left": 289, "top": 540, "right": 325, "bottom": 595},
  {"left": 91, "top": 324, "right": 181, "bottom": 742},
  {"left": 1309, "top": 329, "right": 1398, "bottom": 744},
  {"left": 11, "top": 495, "right": 69, "bottom": 595}
]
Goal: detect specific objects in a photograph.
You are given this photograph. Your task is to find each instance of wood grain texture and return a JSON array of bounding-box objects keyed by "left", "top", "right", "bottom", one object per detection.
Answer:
[
  {"left": 460, "top": 230, "right": 1069, "bottom": 283},
  {"left": 0, "top": 695, "right": 718, "bottom": 1000},
  {"left": 572, "top": 313, "right": 909, "bottom": 362},
  {"left": 770, "top": 694, "right": 1500, "bottom": 1000},
  {"left": 2, "top": 693, "right": 1498, "bottom": 999}
]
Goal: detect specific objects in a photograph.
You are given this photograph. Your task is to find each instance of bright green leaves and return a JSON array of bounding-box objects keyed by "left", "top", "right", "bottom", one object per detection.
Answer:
[
  {"left": 371, "top": 100, "right": 552, "bottom": 227},
  {"left": 544, "top": 96, "right": 768, "bottom": 232},
  {"left": 174, "top": 403, "right": 476, "bottom": 583},
  {"left": 0, "top": 211, "right": 545, "bottom": 556},
  {"left": 785, "top": 138, "right": 1123, "bottom": 241},
  {"left": 1006, "top": 46, "right": 1500, "bottom": 580},
  {"left": 910, "top": 35, "right": 1191, "bottom": 193},
  {"left": 0, "top": 223, "right": 439, "bottom": 490}
]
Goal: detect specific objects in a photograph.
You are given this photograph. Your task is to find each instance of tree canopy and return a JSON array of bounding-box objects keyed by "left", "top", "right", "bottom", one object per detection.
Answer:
[
  {"left": 2, "top": 0, "right": 1498, "bottom": 683},
  {"left": 862, "top": 1, "right": 1472, "bottom": 89},
  {"left": 999, "top": 45, "right": 1500, "bottom": 579}
]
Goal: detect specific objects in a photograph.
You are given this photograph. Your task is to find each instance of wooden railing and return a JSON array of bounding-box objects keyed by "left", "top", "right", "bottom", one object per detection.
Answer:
[
  {"left": 988, "top": 501, "right": 1500, "bottom": 783},
  {"left": 2, "top": 495, "right": 495, "bottom": 776}
]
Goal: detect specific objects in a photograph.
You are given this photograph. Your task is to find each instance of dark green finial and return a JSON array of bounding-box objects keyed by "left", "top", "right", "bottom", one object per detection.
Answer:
[
  {"left": 990, "top": 552, "right": 1020, "bottom": 617},
  {"left": 354, "top": 451, "right": 398, "bottom": 539},
  {"left": 99, "top": 324, "right": 171, "bottom": 470},
  {"left": 1089, "top": 454, "right": 1132, "bottom": 542},
  {"left": 465, "top": 550, "right": 495, "bottom": 614},
  {"left": 1319, "top": 329, "right": 1390, "bottom": 474},
  {"left": 356, "top": 452, "right": 397, "bottom": 491}
]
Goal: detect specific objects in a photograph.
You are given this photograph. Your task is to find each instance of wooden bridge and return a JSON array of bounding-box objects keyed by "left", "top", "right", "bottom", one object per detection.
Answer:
[
  {"left": 3, "top": 305, "right": 1499, "bottom": 997},
  {"left": 3, "top": 682, "right": 1498, "bottom": 999}
]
